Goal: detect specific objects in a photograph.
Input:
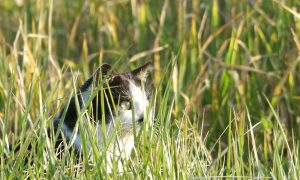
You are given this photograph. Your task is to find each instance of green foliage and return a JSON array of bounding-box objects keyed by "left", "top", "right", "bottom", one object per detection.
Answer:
[{"left": 0, "top": 0, "right": 300, "bottom": 178}]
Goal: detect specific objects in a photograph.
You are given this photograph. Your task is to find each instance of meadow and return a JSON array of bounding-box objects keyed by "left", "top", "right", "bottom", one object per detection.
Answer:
[{"left": 0, "top": 0, "right": 300, "bottom": 179}]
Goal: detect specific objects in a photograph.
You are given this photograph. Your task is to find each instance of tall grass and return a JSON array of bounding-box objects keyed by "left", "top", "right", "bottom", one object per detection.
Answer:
[{"left": 0, "top": 0, "right": 300, "bottom": 178}]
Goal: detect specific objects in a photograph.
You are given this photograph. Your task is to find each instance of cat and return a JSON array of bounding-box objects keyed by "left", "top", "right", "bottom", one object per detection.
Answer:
[{"left": 52, "top": 62, "right": 153, "bottom": 170}]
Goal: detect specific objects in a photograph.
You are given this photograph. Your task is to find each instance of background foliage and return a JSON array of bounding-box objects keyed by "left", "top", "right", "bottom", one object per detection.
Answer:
[{"left": 0, "top": 0, "right": 300, "bottom": 178}]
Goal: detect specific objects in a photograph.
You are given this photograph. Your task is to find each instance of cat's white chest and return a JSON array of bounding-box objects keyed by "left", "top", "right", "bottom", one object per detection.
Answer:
[
  {"left": 105, "top": 133, "right": 135, "bottom": 172},
  {"left": 117, "top": 134, "right": 135, "bottom": 158},
  {"left": 95, "top": 123, "right": 135, "bottom": 158}
]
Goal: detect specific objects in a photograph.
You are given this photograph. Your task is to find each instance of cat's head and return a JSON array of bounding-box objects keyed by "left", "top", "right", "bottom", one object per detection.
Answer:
[{"left": 79, "top": 62, "right": 153, "bottom": 130}]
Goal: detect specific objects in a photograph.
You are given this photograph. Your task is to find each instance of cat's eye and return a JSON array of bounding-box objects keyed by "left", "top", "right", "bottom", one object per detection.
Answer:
[{"left": 120, "top": 101, "right": 131, "bottom": 110}]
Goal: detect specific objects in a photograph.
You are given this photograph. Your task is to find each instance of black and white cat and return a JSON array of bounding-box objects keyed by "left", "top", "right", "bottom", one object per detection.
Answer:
[{"left": 53, "top": 62, "right": 153, "bottom": 169}]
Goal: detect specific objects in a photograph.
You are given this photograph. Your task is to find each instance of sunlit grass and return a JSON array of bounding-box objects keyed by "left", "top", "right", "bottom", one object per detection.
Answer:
[{"left": 0, "top": 0, "right": 300, "bottom": 178}]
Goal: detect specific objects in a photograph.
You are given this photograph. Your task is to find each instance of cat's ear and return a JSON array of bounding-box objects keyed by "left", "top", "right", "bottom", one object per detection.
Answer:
[
  {"left": 109, "top": 74, "right": 123, "bottom": 86},
  {"left": 100, "top": 63, "right": 113, "bottom": 75},
  {"left": 131, "top": 62, "right": 152, "bottom": 82},
  {"left": 90, "top": 63, "right": 113, "bottom": 86}
]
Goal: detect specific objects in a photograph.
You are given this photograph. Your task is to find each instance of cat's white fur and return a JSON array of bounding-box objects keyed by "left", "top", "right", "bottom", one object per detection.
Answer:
[
  {"left": 61, "top": 123, "right": 82, "bottom": 150},
  {"left": 119, "top": 81, "right": 149, "bottom": 129},
  {"left": 98, "top": 81, "right": 150, "bottom": 166}
]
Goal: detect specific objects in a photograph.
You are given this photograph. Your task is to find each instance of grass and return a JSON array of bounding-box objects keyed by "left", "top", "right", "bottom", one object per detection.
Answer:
[{"left": 0, "top": 0, "right": 300, "bottom": 178}]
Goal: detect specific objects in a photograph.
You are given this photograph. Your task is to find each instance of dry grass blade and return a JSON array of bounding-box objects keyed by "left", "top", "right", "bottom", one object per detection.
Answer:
[{"left": 129, "top": 44, "right": 169, "bottom": 62}]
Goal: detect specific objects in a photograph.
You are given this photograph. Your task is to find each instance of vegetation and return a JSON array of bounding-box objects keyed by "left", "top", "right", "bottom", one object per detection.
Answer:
[{"left": 1, "top": 0, "right": 300, "bottom": 178}]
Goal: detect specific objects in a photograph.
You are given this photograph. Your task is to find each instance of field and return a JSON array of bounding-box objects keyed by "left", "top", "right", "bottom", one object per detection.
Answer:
[{"left": 1, "top": 0, "right": 300, "bottom": 179}]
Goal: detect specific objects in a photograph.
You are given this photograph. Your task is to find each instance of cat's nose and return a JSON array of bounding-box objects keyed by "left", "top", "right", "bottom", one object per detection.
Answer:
[{"left": 137, "top": 117, "right": 144, "bottom": 123}]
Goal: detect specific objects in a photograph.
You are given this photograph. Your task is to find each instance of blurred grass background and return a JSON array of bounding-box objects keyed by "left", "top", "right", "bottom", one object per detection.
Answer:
[{"left": 0, "top": 0, "right": 300, "bottom": 178}]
